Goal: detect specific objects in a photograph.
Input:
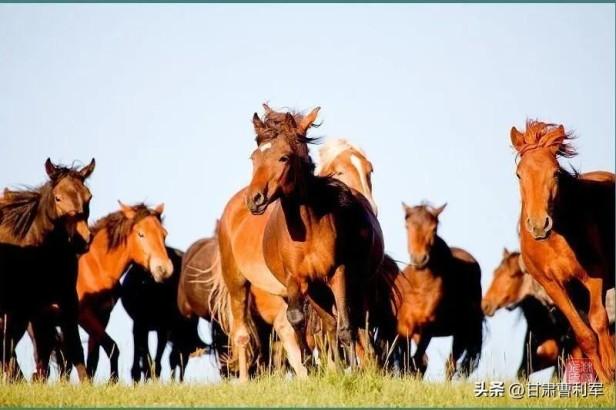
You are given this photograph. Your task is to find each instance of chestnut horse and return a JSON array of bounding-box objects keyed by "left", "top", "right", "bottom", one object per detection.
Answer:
[
  {"left": 0, "top": 158, "right": 95, "bottom": 381},
  {"left": 396, "top": 202, "right": 483, "bottom": 378},
  {"left": 181, "top": 138, "right": 380, "bottom": 376},
  {"left": 76, "top": 202, "right": 172, "bottom": 380},
  {"left": 218, "top": 106, "right": 384, "bottom": 381},
  {"left": 482, "top": 248, "right": 580, "bottom": 378},
  {"left": 510, "top": 120, "right": 615, "bottom": 381}
]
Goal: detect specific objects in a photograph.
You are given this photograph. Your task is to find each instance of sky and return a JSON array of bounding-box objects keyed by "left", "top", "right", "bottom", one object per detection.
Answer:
[{"left": 0, "top": 4, "right": 614, "bottom": 384}]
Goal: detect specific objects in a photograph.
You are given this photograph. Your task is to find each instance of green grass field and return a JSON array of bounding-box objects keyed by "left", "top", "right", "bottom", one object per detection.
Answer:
[{"left": 1, "top": 370, "right": 614, "bottom": 407}]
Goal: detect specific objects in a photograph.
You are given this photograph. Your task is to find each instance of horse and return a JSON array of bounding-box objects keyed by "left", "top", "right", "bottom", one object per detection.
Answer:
[
  {"left": 76, "top": 202, "right": 173, "bottom": 381},
  {"left": 510, "top": 120, "right": 615, "bottom": 381},
  {"left": 482, "top": 248, "right": 581, "bottom": 379},
  {"left": 395, "top": 202, "right": 483, "bottom": 378},
  {"left": 0, "top": 158, "right": 95, "bottom": 381},
  {"left": 217, "top": 105, "right": 384, "bottom": 381},
  {"left": 121, "top": 246, "right": 209, "bottom": 382}
]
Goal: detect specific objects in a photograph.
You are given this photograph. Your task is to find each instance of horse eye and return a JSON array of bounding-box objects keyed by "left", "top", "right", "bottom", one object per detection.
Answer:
[
  {"left": 55, "top": 195, "right": 61, "bottom": 202},
  {"left": 279, "top": 155, "right": 289, "bottom": 163},
  {"left": 138, "top": 232, "right": 145, "bottom": 238},
  {"left": 515, "top": 172, "right": 521, "bottom": 179}
]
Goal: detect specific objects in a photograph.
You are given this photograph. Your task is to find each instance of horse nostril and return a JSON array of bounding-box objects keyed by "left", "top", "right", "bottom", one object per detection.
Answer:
[{"left": 253, "top": 192, "right": 264, "bottom": 206}]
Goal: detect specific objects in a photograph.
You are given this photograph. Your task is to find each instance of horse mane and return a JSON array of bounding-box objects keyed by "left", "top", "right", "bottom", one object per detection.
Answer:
[
  {"left": 518, "top": 120, "right": 577, "bottom": 158},
  {"left": 91, "top": 203, "right": 161, "bottom": 250},
  {"left": 316, "top": 138, "right": 366, "bottom": 174},
  {"left": 0, "top": 185, "right": 51, "bottom": 242}
]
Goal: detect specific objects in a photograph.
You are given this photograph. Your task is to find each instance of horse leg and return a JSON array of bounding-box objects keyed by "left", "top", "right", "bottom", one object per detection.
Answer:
[
  {"left": 273, "top": 306, "right": 308, "bottom": 378},
  {"left": 86, "top": 337, "right": 100, "bottom": 379},
  {"left": 0, "top": 315, "right": 27, "bottom": 381},
  {"left": 58, "top": 316, "right": 87, "bottom": 382},
  {"left": 154, "top": 329, "right": 167, "bottom": 379},
  {"left": 30, "top": 318, "right": 54, "bottom": 381},
  {"left": 517, "top": 331, "right": 532, "bottom": 380},
  {"left": 583, "top": 276, "right": 616, "bottom": 378},
  {"left": 131, "top": 323, "right": 149, "bottom": 382},
  {"left": 413, "top": 333, "right": 431, "bottom": 378},
  {"left": 79, "top": 305, "right": 119, "bottom": 381},
  {"left": 286, "top": 275, "right": 306, "bottom": 330},
  {"left": 534, "top": 275, "right": 610, "bottom": 382},
  {"left": 329, "top": 266, "right": 353, "bottom": 345}
]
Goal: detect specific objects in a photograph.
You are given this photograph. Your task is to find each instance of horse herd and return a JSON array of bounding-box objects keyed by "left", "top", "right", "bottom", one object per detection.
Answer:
[{"left": 0, "top": 104, "right": 614, "bottom": 385}]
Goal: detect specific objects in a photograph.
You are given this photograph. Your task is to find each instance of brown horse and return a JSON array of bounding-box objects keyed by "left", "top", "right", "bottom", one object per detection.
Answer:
[
  {"left": 482, "top": 248, "right": 581, "bottom": 378},
  {"left": 0, "top": 158, "right": 95, "bottom": 381},
  {"left": 396, "top": 202, "right": 483, "bottom": 378},
  {"left": 180, "top": 138, "right": 380, "bottom": 377},
  {"left": 217, "top": 106, "right": 384, "bottom": 381},
  {"left": 510, "top": 120, "right": 615, "bottom": 381},
  {"left": 76, "top": 202, "right": 172, "bottom": 380}
]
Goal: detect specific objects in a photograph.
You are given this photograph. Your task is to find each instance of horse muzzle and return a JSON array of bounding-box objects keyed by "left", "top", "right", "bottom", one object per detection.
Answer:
[
  {"left": 247, "top": 191, "right": 268, "bottom": 215},
  {"left": 525, "top": 215, "right": 553, "bottom": 240},
  {"left": 150, "top": 258, "right": 174, "bottom": 283},
  {"left": 409, "top": 253, "right": 430, "bottom": 269}
]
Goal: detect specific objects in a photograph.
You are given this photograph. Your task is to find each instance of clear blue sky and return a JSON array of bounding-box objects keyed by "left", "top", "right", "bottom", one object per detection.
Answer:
[{"left": 1, "top": 4, "right": 614, "bottom": 384}]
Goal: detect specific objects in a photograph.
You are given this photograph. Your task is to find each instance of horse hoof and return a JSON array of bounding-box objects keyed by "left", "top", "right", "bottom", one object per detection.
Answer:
[{"left": 286, "top": 307, "right": 305, "bottom": 327}]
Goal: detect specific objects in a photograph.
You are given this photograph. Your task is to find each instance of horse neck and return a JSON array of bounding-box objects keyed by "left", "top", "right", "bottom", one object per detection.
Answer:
[
  {"left": 425, "top": 235, "right": 452, "bottom": 272},
  {"left": 80, "top": 230, "right": 132, "bottom": 289},
  {"left": 279, "top": 173, "right": 320, "bottom": 240}
]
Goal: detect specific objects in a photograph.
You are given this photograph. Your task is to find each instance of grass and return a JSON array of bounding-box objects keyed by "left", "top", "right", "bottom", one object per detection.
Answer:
[{"left": 0, "top": 369, "right": 614, "bottom": 407}]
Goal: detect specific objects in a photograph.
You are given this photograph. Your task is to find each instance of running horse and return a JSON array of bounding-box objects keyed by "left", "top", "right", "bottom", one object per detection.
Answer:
[
  {"left": 180, "top": 139, "right": 381, "bottom": 376},
  {"left": 76, "top": 202, "right": 173, "bottom": 381},
  {"left": 217, "top": 106, "right": 384, "bottom": 381},
  {"left": 395, "top": 202, "right": 483, "bottom": 378},
  {"left": 510, "top": 120, "right": 615, "bottom": 381},
  {"left": 0, "top": 158, "right": 95, "bottom": 381},
  {"left": 482, "top": 248, "right": 581, "bottom": 378}
]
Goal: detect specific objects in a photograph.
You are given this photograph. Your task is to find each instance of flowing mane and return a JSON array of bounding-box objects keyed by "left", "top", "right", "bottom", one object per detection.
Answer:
[
  {"left": 517, "top": 120, "right": 577, "bottom": 158},
  {"left": 91, "top": 204, "right": 161, "bottom": 250},
  {"left": 316, "top": 138, "right": 366, "bottom": 174}
]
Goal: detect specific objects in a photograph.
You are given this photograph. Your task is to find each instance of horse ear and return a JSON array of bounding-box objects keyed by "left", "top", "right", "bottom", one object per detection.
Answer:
[
  {"left": 262, "top": 103, "right": 272, "bottom": 115},
  {"left": 154, "top": 203, "right": 165, "bottom": 216},
  {"left": 547, "top": 124, "right": 566, "bottom": 154},
  {"left": 431, "top": 203, "right": 447, "bottom": 218},
  {"left": 503, "top": 247, "right": 510, "bottom": 258},
  {"left": 299, "top": 106, "right": 321, "bottom": 134},
  {"left": 510, "top": 126, "right": 525, "bottom": 152},
  {"left": 284, "top": 112, "right": 297, "bottom": 129},
  {"left": 79, "top": 158, "right": 96, "bottom": 179},
  {"left": 253, "top": 113, "right": 265, "bottom": 134},
  {"left": 118, "top": 200, "right": 136, "bottom": 219},
  {"left": 401, "top": 201, "right": 411, "bottom": 216},
  {"left": 45, "top": 158, "right": 59, "bottom": 179}
]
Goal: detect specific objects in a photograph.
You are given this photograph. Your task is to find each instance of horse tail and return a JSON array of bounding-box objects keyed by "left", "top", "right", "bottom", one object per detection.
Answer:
[{"left": 206, "top": 241, "right": 260, "bottom": 373}]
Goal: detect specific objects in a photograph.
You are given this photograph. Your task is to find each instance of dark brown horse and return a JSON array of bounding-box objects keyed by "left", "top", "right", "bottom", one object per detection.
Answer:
[
  {"left": 217, "top": 106, "right": 384, "bottom": 381},
  {"left": 482, "top": 248, "right": 581, "bottom": 378},
  {"left": 511, "top": 120, "right": 615, "bottom": 381},
  {"left": 0, "top": 158, "right": 95, "bottom": 381},
  {"left": 395, "top": 202, "right": 483, "bottom": 378},
  {"left": 121, "top": 246, "right": 208, "bottom": 382}
]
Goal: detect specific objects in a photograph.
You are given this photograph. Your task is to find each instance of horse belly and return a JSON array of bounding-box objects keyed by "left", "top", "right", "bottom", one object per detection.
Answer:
[{"left": 232, "top": 214, "right": 287, "bottom": 297}]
